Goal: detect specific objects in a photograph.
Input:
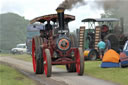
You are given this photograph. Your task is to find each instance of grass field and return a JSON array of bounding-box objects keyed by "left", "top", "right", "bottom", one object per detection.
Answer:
[
  {"left": 0, "top": 53, "right": 32, "bottom": 62},
  {"left": 0, "top": 53, "right": 128, "bottom": 85},
  {"left": 0, "top": 64, "right": 37, "bottom": 85},
  {"left": 85, "top": 61, "right": 128, "bottom": 85},
  {"left": 57, "top": 61, "right": 128, "bottom": 85}
]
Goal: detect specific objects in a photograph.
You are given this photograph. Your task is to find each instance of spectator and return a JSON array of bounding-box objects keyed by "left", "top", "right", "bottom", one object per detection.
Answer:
[
  {"left": 98, "top": 39, "right": 106, "bottom": 59},
  {"left": 105, "top": 38, "right": 111, "bottom": 52}
]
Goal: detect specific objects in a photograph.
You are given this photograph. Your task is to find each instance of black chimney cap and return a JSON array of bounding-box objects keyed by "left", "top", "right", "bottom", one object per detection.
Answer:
[{"left": 56, "top": 7, "right": 65, "bottom": 13}]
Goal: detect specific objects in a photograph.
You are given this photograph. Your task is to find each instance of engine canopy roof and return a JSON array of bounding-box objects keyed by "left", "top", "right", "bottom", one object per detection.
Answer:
[
  {"left": 82, "top": 18, "right": 120, "bottom": 22},
  {"left": 30, "top": 14, "right": 75, "bottom": 24}
]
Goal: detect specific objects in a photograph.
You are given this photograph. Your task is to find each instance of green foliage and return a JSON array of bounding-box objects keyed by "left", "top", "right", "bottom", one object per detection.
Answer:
[
  {"left": 0, "top": 64, "right": 36, "bottom": 85},
  {"left": 0, "top": 13, "right": 29, "bottom": 52},
  {"left": 85, "top": 61, "right": 128, "bottom": 85},
  {"left": 0, "top": 53, "right": 32, "bottom": 62},
  {"left": 57, "top": 61, "right": 128, "bottom": 85}
]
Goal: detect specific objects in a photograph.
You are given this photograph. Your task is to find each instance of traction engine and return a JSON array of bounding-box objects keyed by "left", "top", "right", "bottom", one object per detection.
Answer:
[{"left": 31, "top": 7, "right": 84, "bottom": 77}]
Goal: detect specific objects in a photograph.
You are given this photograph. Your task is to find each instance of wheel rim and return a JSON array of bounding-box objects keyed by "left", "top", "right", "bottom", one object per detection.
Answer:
[
  {"left": 43, "top": 49, "right": 51, "bottom": 77},
  {"left": 44, "top": 52, "right": 48, "bottom": 76},
  {"left": 76, "top": 57, "right": 80, "bottom": 73},
  {"left": 76, "top": 48, "right": 84, "bottom": 75},
  {"left": 76, "top": 49, "right": 80, "bottom": 74},
  {"left": 32, "top": 38, "right": 36, "bottom": 72}
]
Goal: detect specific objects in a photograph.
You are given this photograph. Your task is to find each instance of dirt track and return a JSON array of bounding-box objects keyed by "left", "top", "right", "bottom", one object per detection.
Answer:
[{"left": 0, "top": 56, "right": 119, "bottom": 85}]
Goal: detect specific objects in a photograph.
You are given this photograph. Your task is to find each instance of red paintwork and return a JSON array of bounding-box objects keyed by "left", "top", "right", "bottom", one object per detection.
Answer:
[
  {"left": 32, "top": 38, "right": 36, "bottom": 72},
  {"left": 31, "top": 14, "right": 82, "bottom": 76},
  {"left": 43, "top": 49, "right": 48, "bottom": 76},
  {"left": 52, "top": 57, "right": 76, "bottom": 65},
  {"left": 75, "top": 49, "right": 81, "bottom": 74},
  {"left": 30, "top": 14, "right": 75, "bottom": 24}
]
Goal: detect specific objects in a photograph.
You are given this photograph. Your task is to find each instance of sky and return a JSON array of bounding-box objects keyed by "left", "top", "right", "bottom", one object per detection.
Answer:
[{"left": 0, "top": 0, "right": 104, "bottom": 31}]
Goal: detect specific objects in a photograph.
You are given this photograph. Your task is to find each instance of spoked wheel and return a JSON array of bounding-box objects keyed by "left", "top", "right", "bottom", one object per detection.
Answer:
[
  {"left": 104, "top": 33, "right": 119, "bottom": 52},
  {"left": 66, "top": 34, "right": 77, "bottom": 72},
  {"left": 43, "top": 49, "right": 52, "bottom": 77},
  {"left": 66, "top": 57, "right": 76, "bottom": 72},
  {"left": 76, "top": 48, "right": 84, "bottom": 75},
  {"left": 32, "top": 36, "right": 44, "bottom": 74},
  {"left": 88, "top": 49, "right": 98, "bottom": 60},
  {"left": 36, "top": 48, "right": 44, "bottom": 74},
  {"left": 66, "top": 63, "right": 76, "bottom": 72}
]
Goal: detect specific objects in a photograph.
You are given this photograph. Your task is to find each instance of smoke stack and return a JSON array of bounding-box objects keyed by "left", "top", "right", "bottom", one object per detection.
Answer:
[{"left": 56, "top": 7, "right": 65, "bottom": 30}]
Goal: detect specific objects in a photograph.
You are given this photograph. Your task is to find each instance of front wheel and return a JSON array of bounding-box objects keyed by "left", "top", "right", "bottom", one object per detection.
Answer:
[
  {"left": 76, "top": 48, "right": 84, "bottom": 75},
  {"left": 43, "top": 49, "right": 52, "bottom": 77}
]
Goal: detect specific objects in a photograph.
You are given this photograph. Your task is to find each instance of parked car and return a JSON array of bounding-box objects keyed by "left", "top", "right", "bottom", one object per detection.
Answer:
[{"left": 11, "top": 44, "right": 27, "bottom": 54}]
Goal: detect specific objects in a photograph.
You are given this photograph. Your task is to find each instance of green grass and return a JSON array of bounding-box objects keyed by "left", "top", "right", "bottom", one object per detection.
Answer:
[
  {"left": 57, "top": 61, "right": 128, "bottom": 85},
  {"left": 1, "top": 53, "right": 128, "bottom": 85},
  {"left": 85, "top": 61, "right": 128, "bottom": 85},
  {"left": 0, "top": 64, "right": 37, "bottom": 85},
  {"left": 0, "top": 53, "right": 32, "bottom": 62}
]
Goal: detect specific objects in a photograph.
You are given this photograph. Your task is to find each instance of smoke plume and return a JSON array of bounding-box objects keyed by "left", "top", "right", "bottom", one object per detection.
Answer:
[
  {"left": 96, "top": 0, "right": 127, "bottom": 12},
  {"left": 95, "top": 0, "right": 128, "bottom": 33},
  {"left": 58, "top": 0, "right": 86, "bottom": 10},
  {"left": 58, "top": 0, "right": 128, "bottom": 33}
]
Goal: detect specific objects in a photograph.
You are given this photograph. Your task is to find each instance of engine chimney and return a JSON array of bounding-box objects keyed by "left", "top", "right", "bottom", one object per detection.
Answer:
[{"left": 56, "top": 7, "right": 65, "bottom": 30}]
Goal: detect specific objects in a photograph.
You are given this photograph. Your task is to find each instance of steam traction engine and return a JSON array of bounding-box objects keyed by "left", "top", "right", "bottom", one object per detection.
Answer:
[
  {"left": 31, "top": 8, "right": 84, "bottom": 77},
  {"left": 82, "top": 18, "right": 127, "bottom": 60}
]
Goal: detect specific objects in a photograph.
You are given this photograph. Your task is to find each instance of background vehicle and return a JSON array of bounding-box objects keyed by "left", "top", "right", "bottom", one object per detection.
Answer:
[
  {"left": 81, "top": 18, "right": 127, "bottom": 60},
  {"left": 30, "top": 7, "right": 85, "bottom": 77},
  {"left": 123, "top": 40, "right": 128, "bottom": 51},
  {"left": 120, "top": 40, "right": 128, "bottom": 68},
  {"left": 26, "top": 24, "right": 44, "bottom": 54},
  {"left": 11, "top": 44, "right": 27, "bottom": 54}
]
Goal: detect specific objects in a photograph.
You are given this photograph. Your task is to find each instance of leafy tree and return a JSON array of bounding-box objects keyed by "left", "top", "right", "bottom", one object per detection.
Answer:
[{"left": 0, "top": 13, "right": 29, "bottom": 52}]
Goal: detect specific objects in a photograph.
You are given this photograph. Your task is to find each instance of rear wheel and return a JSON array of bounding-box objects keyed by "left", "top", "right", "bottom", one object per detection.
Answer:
[
  {"left": 32, "top": 36, "right": 44, "bottom": 74},
  {"left": 69, "top": 33, "right": 78, "bottom": 47},
  {"left": 66, "top": 34, "right": 77, "bottom": 72},
  {"left": 88, "top": 49, "right": 98, "bottom": 60},
  {"left": 36, "top": 48, "right": 44, "bottom": 74},
  {"left": 104, "top": 33, "right": 119, "bottom": 52},
  {"left": 43, "top": 49, "right": 52, "bottom": 77},
  {"left": 66, "top": 62, "right": 76, "bottom": 72},
  {"left": 76, "top": 48, "right": 84, "bottom": 75}
]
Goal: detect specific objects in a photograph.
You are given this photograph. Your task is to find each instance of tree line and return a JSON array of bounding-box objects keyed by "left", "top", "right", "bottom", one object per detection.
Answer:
[{"left": 0, "top": 13, "right": 29, "bottom": 53}]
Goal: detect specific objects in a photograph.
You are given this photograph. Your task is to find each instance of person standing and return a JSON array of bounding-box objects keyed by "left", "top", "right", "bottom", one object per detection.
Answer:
[
  {"left": 98, "top": 39, "right": 106, "bottom": 59},
  {"left": 105, "top": 39, "right": 111, "bottom": 52}
]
